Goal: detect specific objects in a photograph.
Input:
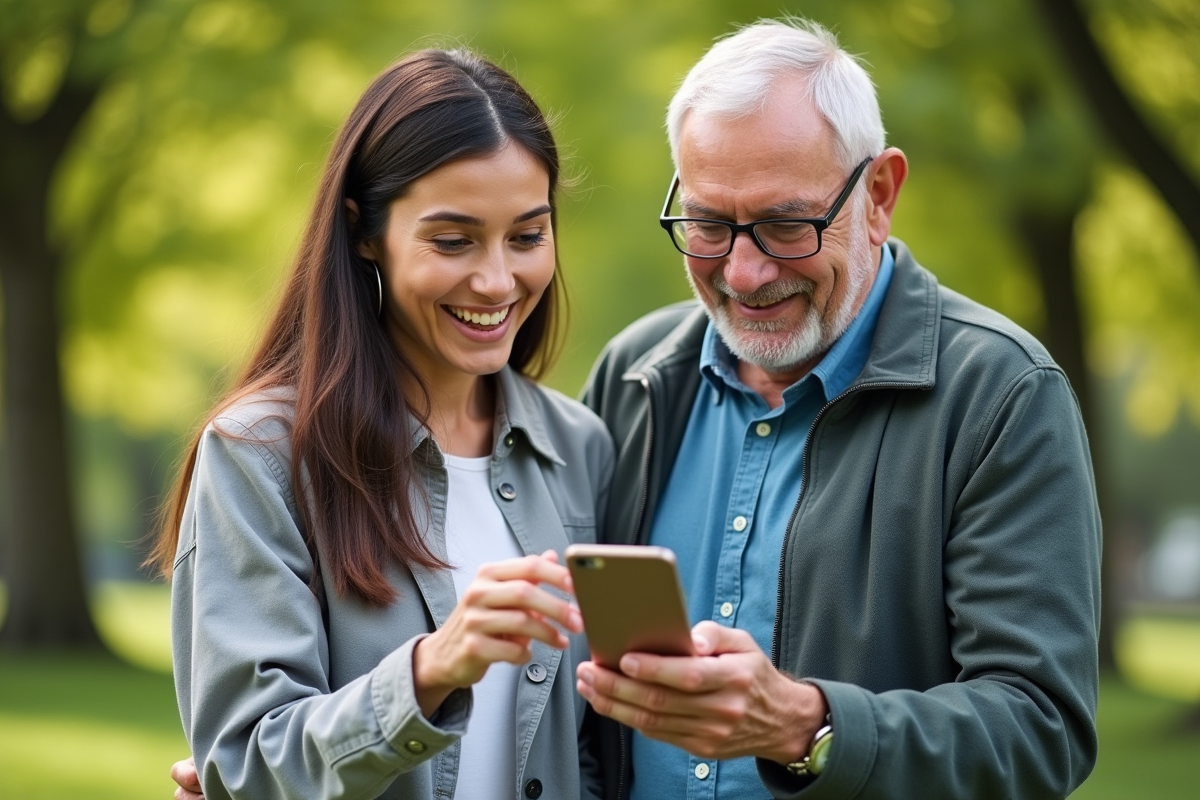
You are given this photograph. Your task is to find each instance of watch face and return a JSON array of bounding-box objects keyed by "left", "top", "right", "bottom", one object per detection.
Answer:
[{"left": 810, "top": 731, "right": 834, "bottom": 775}]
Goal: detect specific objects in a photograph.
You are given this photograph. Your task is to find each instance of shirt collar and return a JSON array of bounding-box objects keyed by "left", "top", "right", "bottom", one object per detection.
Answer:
[{"left": 699, "top": 243, "right": 896, "bottom": 404}]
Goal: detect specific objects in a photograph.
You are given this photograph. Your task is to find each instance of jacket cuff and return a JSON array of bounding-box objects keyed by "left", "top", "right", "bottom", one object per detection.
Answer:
[
  {"left": 757, "top": 679, "right": 877, "bottom": 799},
  {"left": 371, "top": 634, "right": 471, "bottom": 768}
]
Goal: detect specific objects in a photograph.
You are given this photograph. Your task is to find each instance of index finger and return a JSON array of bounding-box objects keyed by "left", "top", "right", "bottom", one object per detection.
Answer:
[
  {"left": 477, "top": 554, "right": 572, "bottom": 592},
  {"left": 615, "top": 651, "right": 729, "bottom": 694},
  {"left": 170, "top": 757, "right": 201, "bottom": 791}
]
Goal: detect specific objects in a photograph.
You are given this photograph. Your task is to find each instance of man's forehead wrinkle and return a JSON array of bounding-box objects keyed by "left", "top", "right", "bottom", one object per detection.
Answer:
[{"left": 679, "top": 179, "right": 826, "bottom": 220}]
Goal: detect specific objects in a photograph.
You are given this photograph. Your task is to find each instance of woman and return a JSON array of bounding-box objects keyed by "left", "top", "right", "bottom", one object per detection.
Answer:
[{"left": 152, "top": 48, "right": 612, "bottom": 800}]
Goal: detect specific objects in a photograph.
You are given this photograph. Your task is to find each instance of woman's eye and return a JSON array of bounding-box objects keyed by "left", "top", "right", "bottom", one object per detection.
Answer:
[
  {"left": 432, "top": 237, "right": 471, "bottom": 253},
  {"left": 514, "top": 231, "right": 547, "bottom": 249}
]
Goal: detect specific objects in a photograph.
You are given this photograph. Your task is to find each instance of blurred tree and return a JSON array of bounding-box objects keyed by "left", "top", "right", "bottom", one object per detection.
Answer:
[
  {"left": 1037, "top": 0, "right": 1200, "bottom": 258},
  {"left": 0, "top": 0, "right": 116, "bottom": 648},
  {"left": 0, "top": 0, "right": 390, "bottom": 648},
  {"left": 1035, "top": 0, "right": 1200, "bottom": 671}
]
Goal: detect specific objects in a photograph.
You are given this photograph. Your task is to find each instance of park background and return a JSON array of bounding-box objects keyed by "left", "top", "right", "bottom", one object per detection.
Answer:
[{"left": 1, "top": 0, "right": 1198, "bottom": 796}]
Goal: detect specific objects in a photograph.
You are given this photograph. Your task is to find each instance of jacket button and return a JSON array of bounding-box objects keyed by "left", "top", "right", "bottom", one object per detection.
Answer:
[
  {"left": 504, "top": 434, "right": 515, "bottom": 447},
  {"left": 498, "top": 483, "right": 517, "bottom": 500},
  {"left": 524, "top": 778, "right": 543, "bottom": 798},
  {"left": 404, "top": 739, "right": 426, "bottom": 754},
  {"left": 525, "top": 662, "right": 547, "bottom": 683}
]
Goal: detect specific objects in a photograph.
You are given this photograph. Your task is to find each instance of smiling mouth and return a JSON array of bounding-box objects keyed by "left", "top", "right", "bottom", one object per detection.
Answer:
[
  {"left": 738, "top": 297, "right": 790, "bottom": 310},
  {"left": 445, "top": 304, "right": 512, "bottom": 328}
]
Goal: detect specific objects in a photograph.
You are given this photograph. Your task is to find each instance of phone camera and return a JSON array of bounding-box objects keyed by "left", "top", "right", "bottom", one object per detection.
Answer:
[{"left": 574, "top": 557, "right": 606, "bottom": 569}]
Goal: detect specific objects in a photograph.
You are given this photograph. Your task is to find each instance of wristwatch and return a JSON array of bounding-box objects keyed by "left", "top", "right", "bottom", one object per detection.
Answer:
[{"left": 786, "top": 715, "right": 833, "bottom": 777}]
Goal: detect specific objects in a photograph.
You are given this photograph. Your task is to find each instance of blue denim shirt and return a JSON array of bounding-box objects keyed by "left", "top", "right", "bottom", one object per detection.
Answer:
[{"left": 633, "top": 245, "right": 894, "bottom": 800}]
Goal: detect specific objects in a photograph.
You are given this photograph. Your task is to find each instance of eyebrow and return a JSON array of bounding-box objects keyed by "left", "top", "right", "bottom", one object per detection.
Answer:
[
  {"left": 680, "top": 197, "right": 823, "bottom": 219},
  {"left": 418, "top": 204, "right": 553, "bottom": 226}
]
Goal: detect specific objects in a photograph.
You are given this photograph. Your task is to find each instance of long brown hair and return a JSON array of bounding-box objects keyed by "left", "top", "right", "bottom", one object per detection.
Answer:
[{"left": 148, "top": 49, "right": 564, "bottom": 605}]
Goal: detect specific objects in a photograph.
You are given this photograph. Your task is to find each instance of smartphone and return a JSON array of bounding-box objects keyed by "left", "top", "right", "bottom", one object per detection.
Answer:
[{"left": 565, "top": 543, "right": 694, "bottom": 669}]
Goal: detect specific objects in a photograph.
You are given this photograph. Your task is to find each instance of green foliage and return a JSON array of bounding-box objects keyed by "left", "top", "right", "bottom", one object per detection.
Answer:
[{"left": 1, "top": 0, "right": 1198, "bottom": 549}]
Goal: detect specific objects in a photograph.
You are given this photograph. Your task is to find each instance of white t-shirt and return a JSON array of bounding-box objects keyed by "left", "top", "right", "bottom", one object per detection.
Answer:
[{"left": 442, "top": 453, "right": 524, "bottom": 800}]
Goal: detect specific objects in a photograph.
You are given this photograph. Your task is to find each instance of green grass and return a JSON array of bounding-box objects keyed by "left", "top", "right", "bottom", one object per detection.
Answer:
[
  {"left": 1071, "top": 678, "right": 1200, "bottom": 800},
  {"left": 1, "top": 583, "right": 1198, "bottom": 797},
  {"left": 0, "top": 653, "right": 187, "bottom": 799}
]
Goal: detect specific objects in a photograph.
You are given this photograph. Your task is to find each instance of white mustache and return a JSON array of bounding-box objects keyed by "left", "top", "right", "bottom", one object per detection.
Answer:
[{"left": 710, "top": 273, "right": 815, "bottom": 306}]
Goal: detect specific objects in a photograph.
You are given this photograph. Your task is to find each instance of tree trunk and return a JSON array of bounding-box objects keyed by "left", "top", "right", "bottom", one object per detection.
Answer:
[
  {"left": 1017, "top": 207, "right": 1118, "bottom": 672},
  {"left": 1034, "top": 0, "right": 1200, "bottom": 263},
  {"left": 0, "top": 82, "right": 103, "bottom": 649}
]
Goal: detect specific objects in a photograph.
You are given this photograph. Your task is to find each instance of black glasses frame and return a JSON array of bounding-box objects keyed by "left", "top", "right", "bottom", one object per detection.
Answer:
[{"left": 658, "top": 156, "right": 874, "bottom": 260}]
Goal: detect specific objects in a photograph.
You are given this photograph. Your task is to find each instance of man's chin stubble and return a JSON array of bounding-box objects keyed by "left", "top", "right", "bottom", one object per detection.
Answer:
[{"left": 712, "top": 302, "right": 826, "bottom": 372}]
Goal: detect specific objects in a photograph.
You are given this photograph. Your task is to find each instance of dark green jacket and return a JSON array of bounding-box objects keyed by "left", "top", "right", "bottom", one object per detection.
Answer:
[{"left": 580, "top": 239, "right": 1100, "bottom": 800}]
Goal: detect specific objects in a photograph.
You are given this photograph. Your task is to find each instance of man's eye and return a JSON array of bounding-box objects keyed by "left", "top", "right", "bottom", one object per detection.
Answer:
[
  {"left": 688, "top": 221, "right": 730, "bottom": 241},
  {"left": 432, "top": 237, "right": 471, "bottom": 253},
  {"left": 759, "top": 222, "right": 816, "bottom": 243}
]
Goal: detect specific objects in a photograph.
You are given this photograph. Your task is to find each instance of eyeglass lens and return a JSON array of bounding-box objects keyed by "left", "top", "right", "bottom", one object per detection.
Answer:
[{"left": 669, "top": 220, "right": 820, "bottom": 258}]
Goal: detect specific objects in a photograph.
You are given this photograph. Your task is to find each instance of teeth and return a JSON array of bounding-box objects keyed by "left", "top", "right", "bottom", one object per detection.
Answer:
[{"left": 449, "top": 306, "right": 508, "bottom": 326}]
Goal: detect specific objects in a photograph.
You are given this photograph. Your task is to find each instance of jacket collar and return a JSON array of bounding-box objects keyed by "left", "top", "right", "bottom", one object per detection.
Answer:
[
  {"left": 405, "top": 366, "right": 564, "bottom": 465},
  {"left": 623, "top": 303, "right": 711, "bottom": 381},
  {"left": 494, "top": 365, "right": 565, "bottom": 465},
  {"left": 626, "top": 238, "right": 940, "bottom": 392},
  {"left": 850, "top": 237, "right": 940, "bottom": 391}
]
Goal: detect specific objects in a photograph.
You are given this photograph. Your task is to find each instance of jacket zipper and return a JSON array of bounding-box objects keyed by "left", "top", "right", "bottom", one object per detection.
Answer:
[{"left": 770, "top": 381, "right": 916, "bottom": 666}]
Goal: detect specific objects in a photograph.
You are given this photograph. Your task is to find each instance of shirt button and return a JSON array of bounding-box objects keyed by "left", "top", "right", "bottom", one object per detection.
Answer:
[
  {"left": 719, "top": 602, "right": 734, "bottom": 618},
  {"left": 525, "top": 663, "right": 547, "bottom": 683},
  {"left": 694, "top": 762, "right": 711, "bottom": 780},
  {"left": 497, "top": 483, "right": 517, "bottom": 500},
  {"left": 404, "top": 739, "right": 426, "bottom": 754},
  {"left": 524, "top": 778, "right": 543, "bottom": 798},
  {"left": 755, "top": 422, "right": 772, "bottom": 437},
  {"left": 732, "top": 515, "right": 748, "bottom": 532},
  {"left": 504, "top": 434, "right": 515, "bottom": 447}
]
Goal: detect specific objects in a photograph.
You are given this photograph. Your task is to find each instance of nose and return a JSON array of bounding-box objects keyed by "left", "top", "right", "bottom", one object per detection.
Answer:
[
  {"left": 721, "top": 229, "right": 779, "bottom": 295},
  {"left": 469, "top": 246, "right": 517, "bottom": 301}
]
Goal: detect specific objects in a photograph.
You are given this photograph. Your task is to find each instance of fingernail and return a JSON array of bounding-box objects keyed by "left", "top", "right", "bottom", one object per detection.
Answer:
[
  {"left": 621, "top": 656, "right": 640, "bottom": 676},
  {"left": 577, "top": 679, "right": 594, "bottom": 699},
  {"left": 579, "top": 667, "right": 594, "bottom": 686},
  {"left": 570, "top": 609, "right": 583, "bottom": 629}
]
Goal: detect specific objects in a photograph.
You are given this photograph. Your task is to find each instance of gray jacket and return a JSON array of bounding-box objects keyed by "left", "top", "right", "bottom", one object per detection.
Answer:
[
  {"left": 581, "top": 239, "right": 1101, "bottom": 799},
  {"left": 172, "top": 366, "right": 614, "bottom": 800}
]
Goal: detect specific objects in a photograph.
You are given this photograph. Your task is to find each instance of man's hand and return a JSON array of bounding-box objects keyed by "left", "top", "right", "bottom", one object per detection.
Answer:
[
  {"left": 171, "top": 756, "right": 203, "bottom": 800},
  {"left": 576, "top": 621, "right": 827, "bottom": 764}
]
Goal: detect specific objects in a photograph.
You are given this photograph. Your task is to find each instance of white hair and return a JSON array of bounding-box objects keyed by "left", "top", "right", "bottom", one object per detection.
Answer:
[{"left": 666, "top": 17, "right": 886, "bottom": 170}]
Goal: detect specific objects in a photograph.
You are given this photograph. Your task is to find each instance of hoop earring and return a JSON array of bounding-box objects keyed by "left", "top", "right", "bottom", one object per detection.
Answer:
[{"left": 373, "top": 262, "right": 383, "bottom": 318}]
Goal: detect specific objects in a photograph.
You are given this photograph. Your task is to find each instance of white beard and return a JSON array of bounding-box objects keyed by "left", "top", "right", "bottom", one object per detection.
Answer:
[{"left": 689, "top": 193, "right": 874, "bottom": 373}]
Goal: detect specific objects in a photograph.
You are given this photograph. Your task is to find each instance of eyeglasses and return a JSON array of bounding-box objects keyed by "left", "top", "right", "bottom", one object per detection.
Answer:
[{"left": 658, "top": 156, "right": 874, "bottom": 260}]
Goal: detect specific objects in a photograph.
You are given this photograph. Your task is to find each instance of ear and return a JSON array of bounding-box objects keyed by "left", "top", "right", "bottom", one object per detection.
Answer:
[
  {"left": 344, "top": 198, "right": 380, "bottom": 262},
  {"left": 863, "top": 148, "right": 908, "bottom": 247}
]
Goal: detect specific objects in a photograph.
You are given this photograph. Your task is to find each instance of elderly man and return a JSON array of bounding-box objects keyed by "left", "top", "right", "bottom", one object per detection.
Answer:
[{"left": 575, "top": 17, "right": 1099, "bottom": 800}]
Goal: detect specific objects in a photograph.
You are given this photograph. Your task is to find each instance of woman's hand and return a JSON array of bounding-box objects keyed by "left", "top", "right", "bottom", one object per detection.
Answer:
[
  {"left": 412, "top": 550, "right": 581, "bottom": 717},
  {"left": 170, "top": 756, "right": 203, "bottom": 800}
]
